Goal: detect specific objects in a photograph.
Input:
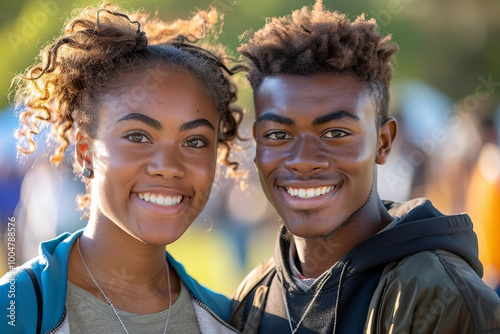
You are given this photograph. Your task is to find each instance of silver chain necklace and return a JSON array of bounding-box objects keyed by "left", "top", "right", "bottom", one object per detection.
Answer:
[
  {"left": 77, "top": 237, "right": 171, "bottom": 334},
  {"left": 280, "top": 269, "right": 331, "bottom": 334}
]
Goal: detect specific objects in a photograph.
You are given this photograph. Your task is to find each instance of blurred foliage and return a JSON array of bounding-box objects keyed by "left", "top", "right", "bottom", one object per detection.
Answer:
[{"left": 1, "top": 0, "right": 499, "bottom": 110}]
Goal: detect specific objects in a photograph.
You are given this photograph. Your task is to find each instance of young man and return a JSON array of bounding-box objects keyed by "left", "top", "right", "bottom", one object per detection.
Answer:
[{"left": 229, "top": 1, "right": 500, "bottom": 333}]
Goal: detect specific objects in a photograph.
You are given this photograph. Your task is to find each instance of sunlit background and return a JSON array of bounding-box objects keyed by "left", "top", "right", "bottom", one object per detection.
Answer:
[{"left": 1, "top": 0, "right": 499, "bottom": 296}]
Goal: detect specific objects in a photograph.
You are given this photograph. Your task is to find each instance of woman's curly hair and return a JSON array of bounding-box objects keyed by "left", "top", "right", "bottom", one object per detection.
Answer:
[
  {"left": 238, "top": 0, "right": 399, "bottom": 125},
  {"left": 11, "top": 2, "right": 245, "bottom": 215}
]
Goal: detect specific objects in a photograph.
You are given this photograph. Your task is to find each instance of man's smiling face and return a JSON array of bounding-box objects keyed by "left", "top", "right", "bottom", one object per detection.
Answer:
[{"left": 253, "top": 73, "right": 394, "bottom": 238}]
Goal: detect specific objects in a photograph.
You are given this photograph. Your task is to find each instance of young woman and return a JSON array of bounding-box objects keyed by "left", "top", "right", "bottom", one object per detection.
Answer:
[{"left": 0, "top": 3, "right": 243, "bottom": 333}]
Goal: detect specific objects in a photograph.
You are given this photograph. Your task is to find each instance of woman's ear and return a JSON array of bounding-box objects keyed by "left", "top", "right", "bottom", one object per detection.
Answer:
[
  {"left": 75, "top": 130, "right": 93, "bottom": 178},
  {"left": 376, "top": 117, "right": 398, "bottom": 165}
]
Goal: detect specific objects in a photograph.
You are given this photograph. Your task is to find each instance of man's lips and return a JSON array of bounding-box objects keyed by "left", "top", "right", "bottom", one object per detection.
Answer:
[
  {"left": 284, "top": 185, "right": 335, "bottom": 199},
  {"left": 276, "top": 184, "right": 339, "bottom": 211}
]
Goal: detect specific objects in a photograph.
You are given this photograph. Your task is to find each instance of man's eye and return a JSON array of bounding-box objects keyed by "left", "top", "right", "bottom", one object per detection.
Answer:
[
  {"left": 266, "top": 132, "right": 291, "bottom": 140},
  {"left": 322, "top": 130, "right": 348, "bottom": 138},
  {"left": 127, "top": 133, "right": 151, "bottom": 143}
]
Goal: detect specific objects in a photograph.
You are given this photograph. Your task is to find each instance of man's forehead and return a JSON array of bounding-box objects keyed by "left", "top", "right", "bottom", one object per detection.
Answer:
[
  {"left": 255, "top": 73, "right": 376, "bottom": 118},
  {"left": 258, "top": 73, "right": 366, "bottom": 91}
]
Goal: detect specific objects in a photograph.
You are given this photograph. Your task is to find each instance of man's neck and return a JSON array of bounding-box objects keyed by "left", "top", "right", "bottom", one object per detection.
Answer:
[{"left": 292, "top": 205, "right": 393, "bottom": 279}]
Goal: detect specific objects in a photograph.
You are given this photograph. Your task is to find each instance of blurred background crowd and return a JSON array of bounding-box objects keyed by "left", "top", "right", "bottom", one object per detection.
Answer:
[{"left": 1, "top": 0, "right": 499, "bottom": 296}]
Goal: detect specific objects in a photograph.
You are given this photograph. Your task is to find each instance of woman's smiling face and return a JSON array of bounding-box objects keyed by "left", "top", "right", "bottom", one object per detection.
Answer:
[{"left": 82, "top": 67, "right": 220, "bottom": 245}]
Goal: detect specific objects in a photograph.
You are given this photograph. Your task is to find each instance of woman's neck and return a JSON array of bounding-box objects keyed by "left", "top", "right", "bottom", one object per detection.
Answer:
[
  {"left": 68, "top": 217, "right": 180, "bottom": 314},
  {"left": 81, "top": 219, "right": 168, "bottom": 284}
]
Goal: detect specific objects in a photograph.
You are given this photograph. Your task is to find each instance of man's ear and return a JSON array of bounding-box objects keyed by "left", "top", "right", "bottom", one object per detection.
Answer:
[
  {"left": 75, "top": 130, "right": 92, "bottom": 172},
  {"left": 376, "top": 117, "right": 398, "bottom": 165},
  {"left": 253, "top": 122, "right": 256, "bottom": 141}
]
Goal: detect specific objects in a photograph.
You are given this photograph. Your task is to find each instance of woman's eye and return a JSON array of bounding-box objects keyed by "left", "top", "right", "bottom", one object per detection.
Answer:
[
  {"left": 323, "top": 130, "right": 348, "bottom": 138},
  {"left": 266, "top": 131, "right": 291, "bottom": 140},
  {"left": 184, "top": 136, "right": 209, "bottom": 148},
  {"left": 127, "top": 134, "right": 151, "bottom": 143},
  {"left": 185, "top": 139, "right": 204, "bottom": 147}
]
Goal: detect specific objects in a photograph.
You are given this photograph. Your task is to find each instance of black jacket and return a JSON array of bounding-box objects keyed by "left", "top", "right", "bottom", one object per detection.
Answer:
[{"left": 229, "top": 198, "right": 500, "bottom": 333}]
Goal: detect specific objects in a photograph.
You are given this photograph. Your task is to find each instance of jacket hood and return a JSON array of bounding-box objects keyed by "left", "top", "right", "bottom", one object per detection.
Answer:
[
  {"left": 345, "top": 198, "right": 483, "bottom": 277},
  {"left": 276, "top": 198, "right": 482, "bottom": 278}
]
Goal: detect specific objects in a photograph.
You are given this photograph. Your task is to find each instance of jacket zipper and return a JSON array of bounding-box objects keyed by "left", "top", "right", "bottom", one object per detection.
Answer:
[
  {"left": 45, "top": 309, "right": 66, "bottom": 334},
  {"left": 190, "top": 293, "right": 239, "bottom": 333}
]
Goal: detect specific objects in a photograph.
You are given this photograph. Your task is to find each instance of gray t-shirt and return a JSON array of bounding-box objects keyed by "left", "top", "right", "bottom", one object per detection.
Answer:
[{"left": 66, "top": 280, "right": 201, "bottom": 334}]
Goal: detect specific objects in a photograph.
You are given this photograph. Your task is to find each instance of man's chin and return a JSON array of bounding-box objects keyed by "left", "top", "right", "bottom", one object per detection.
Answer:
[
  {"left": 278, "top": 209, "right": 352, "bottom": 240},
  {"left": 282, "top": 221, "right": 344, "bottom": 240}
]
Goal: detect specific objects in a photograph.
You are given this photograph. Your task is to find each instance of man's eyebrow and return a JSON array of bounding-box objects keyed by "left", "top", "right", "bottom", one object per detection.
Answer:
[
  {"left": 117, "top": 113, "right": 163, "bottom": 130},
  {"left": 255, "top": 113, "right": 295, "bottom": 126},
  {"left": 312, "top": 110, "right": 360, "bottom": 127},
  {"left": 180, "top": 118, "right": 215, "bottom": 132}
]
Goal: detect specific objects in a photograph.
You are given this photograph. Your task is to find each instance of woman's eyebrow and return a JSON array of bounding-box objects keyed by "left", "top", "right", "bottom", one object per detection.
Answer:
[
  {"left": 180, "top": 118, "right": 215, "bottom": 131},
  {"left": 116, "top": 113, "right": 163, "bottom": 130}
]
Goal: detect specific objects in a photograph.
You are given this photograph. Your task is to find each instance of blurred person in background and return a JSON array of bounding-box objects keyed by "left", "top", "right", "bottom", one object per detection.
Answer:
[
  {"left": 464, "top": 101, "right": 500, "bottom": 296},
  {"left": 0, "top": 107, "right": 85, "bottom": 271},
  {"left": 467, "top": 141, "right": 500, "bottom": 297},
  {"left": 0, "top": 3, "right": 244, "bottom": 333},
  {"left": 410, "top": 95, "right": 486, "bottom": 215},
  {"left": 229, "top": 1, "right": 500, "bottom": 333},
  {"left": 406, "top": 91, "right": 500, "bottom": 296},
  {"left": 377, "top": 80, "right": 454, "bottom": 204}
]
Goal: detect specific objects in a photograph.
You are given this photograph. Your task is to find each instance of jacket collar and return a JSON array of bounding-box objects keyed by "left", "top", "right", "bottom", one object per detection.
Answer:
[{"left": 31, "top": 229, "right": 231, "bottom": 332}]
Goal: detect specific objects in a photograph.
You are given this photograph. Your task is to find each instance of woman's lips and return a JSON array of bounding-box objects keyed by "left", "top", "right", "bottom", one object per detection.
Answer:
[{"left": 137, "top": 192, "right": 184, "bottom": 207}]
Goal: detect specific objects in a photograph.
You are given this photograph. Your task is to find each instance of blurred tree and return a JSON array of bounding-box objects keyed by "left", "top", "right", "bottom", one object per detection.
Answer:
[{"left": 1, "top": 0, "right": 499, "bottom": 110}]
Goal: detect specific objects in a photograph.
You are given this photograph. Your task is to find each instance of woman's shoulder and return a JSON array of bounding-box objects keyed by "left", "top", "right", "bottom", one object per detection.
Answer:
[
  {"left": 167, "top": 252, "right": 233, "bottom": 321},
  {"left": 0, "top": 261, "right": 44, "bottom": 333},
  {"left": 0, "top": 229, "right": 82, "bottom": 285},
  {"left": 0, "top": 249, "right": 51, "bottom": 291},
  {"left": 0, "top": 230, "right": 82, "bottom": 333}
]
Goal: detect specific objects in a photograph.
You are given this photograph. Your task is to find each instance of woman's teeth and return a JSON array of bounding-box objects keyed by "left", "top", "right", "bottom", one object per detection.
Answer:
[
  {"left": 285, "top": 186, "right": 335, "bottom": 198},
  {"left": 138, "top": 193, "right": 183, "bottom": 206}
]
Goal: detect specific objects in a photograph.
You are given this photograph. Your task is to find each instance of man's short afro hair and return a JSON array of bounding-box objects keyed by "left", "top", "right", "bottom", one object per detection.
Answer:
[{"left": 238, "top": 0, "right": 399, "bottom": 125}]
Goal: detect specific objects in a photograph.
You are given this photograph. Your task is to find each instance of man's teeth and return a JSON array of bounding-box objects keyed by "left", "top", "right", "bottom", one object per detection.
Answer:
[
  {"left": 138, "top": 193, "right": 183, "bottom": 206},
  {"left": 285, "top": 186, "right": 335, "bottom": 198}
]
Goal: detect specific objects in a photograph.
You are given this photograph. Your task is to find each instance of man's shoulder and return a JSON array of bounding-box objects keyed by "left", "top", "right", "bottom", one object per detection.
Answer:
[
  {"left": 369, "top": 250, "right": 500, "bottom": 333},
  {"left": 383, "top": 250, "right": 499, "bottom": 302},
  {"left": 232, "top": 257, "right": 276, "bottom": 302},
  {"left": 229, "top": 257, "right": 276, "bottom": 333},
  {"left": 389, "top": 250, "right": 487, "bottom": 288}
]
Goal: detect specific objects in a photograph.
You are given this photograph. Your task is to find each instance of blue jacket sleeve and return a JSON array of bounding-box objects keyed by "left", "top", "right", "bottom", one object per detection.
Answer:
[{"left": 0, "top": 268, "right": 40, "bottom": 333}]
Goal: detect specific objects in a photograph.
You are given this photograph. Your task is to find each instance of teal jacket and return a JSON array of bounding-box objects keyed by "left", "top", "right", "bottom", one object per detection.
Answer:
[{"left": 0, "top": 229, "right": 234, "bottom": 333}]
